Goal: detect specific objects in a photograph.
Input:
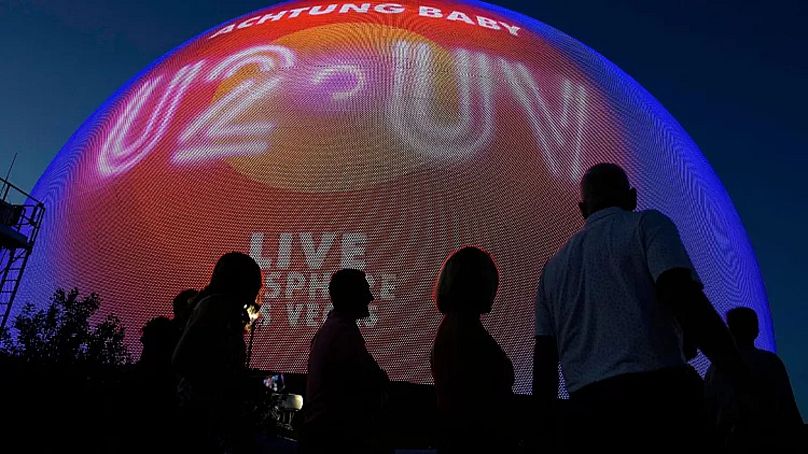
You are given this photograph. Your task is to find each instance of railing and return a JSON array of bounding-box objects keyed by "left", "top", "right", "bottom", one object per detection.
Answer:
[{"left": 0, "top": 175, "right": 45, "bottom": 331}]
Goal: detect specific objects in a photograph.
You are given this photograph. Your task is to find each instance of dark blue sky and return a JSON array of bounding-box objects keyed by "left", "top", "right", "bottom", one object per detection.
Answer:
[{"left": 2, "top": 0, "right": 806, "bottom": 415}]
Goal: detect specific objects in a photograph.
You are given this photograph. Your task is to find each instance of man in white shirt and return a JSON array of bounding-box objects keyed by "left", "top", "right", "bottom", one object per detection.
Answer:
[{"left": 533, "top": 163, "right": 747, "bottom": 451}]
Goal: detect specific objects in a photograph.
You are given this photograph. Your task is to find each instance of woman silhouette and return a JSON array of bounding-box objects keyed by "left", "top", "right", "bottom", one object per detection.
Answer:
[{"left": 431, "top": 246, "right": 515, "bottom": 453}]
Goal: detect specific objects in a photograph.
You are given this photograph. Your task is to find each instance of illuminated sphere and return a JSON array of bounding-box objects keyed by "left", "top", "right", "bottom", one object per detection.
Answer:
[{"left": 19, "top": 0, "right": 773, "bottom": 392}]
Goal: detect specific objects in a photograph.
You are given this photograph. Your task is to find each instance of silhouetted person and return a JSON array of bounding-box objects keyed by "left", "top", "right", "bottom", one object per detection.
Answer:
[
  {"left": 705, "top": 307, "right": 804, "bottom": 452},
  {"left": 140, "top": 316, "right": 178, "bottom": 372},
  {"left": 431, "top": 246, "right": 515, "bottom": 453},
  {"left": 168, "top": 288, "right": 200, "bottom": 385},
  {"left": 533, "top": 163, "right": 747, "bottom": 452},
  {"left": 124, "top": 316, "right": 180, "bottom": 453},
  {"left": 173, "top": 252, "right": 261, "bottom": 454},
  {"left": 302, "top": 269, "right": 390, "bottom": 454},
  {"left": 172, "top": 288, "right": 200, "bottom": 335}
]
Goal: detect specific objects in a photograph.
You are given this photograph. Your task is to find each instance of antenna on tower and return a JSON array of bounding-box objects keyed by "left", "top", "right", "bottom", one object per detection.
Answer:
[{"left": 4, "top": 153, "right": 17, "bottom": 183}]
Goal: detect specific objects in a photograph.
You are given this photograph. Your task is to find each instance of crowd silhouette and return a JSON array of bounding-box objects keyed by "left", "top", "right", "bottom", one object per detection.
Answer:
[{"left": 120, "top": 163, "right": 803, "bottom": 454}]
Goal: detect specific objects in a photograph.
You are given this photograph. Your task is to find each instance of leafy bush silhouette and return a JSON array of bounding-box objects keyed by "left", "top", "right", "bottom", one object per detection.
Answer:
[{"left": 1, "top": 287, "right": 130, "bottom": 366}]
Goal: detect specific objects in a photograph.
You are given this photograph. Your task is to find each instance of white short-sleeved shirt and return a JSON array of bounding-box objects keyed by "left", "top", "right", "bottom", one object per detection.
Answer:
[{"left": 535, "top": 207, "right": 698, "bottom": 393}]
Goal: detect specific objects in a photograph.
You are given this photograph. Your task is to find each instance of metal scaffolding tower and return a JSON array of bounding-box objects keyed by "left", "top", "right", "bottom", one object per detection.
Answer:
[{"left": 0, "top": 177, "right": 45, "bottom": 332}]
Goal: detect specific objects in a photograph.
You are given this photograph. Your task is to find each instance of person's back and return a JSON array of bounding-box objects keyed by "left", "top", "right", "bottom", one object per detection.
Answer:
[
  {"left": 303, "top": 269, "right": 389, "bottom": 454},
  {"left": 138, "top": 316, "right": 179, "bottom": 377},
  {"left": 174, "top": 293, "right": 248, "bottom": 396},
  {"left": 736, "top": 349, "right": 801, "bottom": 426},
  {"left": 705, "top": 307, "right": 803, "bottom": 451},
  {"left": 431, "top": 314, "right": 515, "bottom": 451},
  {"left": 540, "top": 207, "right": 687, "bottom": 390},
  {"left": 171, "top": 252, "right": 262, "bottom": 454},
  {"left": 533, "top": 163, "right": 746, "bottom": 452},
  {"left": 430, "top": 247, "right": 515, "bottom": 453},
  {"left": 305, "top": 310, "right": 387, "bottom": 427},
  {"left": 171, "top": 288, "right": 199, "bottom": 340},
  {"left": 431, "top": 313, "right": 514, "bottom": 419},
  {"left": 123, "top": 316, "right": 179, "bottom": 454}
]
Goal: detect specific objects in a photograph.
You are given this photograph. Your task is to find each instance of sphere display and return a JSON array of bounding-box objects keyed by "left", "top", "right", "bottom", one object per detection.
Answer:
[{"left": 19, "top": 0, "right": 773, "bottom": 393}]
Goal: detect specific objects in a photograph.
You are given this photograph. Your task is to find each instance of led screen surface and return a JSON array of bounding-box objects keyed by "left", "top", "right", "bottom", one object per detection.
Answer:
[{"left": 18, "top": 0, "right": 774, "bottom": 393}]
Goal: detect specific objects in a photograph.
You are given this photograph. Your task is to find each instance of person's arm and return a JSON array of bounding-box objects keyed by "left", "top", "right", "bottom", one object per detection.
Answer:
[
  {"left": 656, "top": 268, "right": 745, "bottom": 380},
  {"left": 532, "top": 335, "right": 558, "bottom": 452},
  {"left": 532, "top": 268, "right": 558, "bottom": 449},
  {"left": 641, "top": 210, "right": 747, "bottom": 383},
  {"left": 770, "top": 355, "right": 803, "bottom": 427},
  {"left": 347, "top": 325, "right": 389, "bottom": 403},
  {"left": 533, "top": 267, "right": 558, "bottom": 401},
  {"left": 533, "top": 335, "right": 559, "bottom": 403},
  {"left": 172, "top": 305, "right": 205, "bottom": 377}
]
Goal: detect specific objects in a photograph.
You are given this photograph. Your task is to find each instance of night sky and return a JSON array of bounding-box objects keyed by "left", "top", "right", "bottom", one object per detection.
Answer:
[{"left": 1, "top": 0, "right": 806, "bottom": 417}]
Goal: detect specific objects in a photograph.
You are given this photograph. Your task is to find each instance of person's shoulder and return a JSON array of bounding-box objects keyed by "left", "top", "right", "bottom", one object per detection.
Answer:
[
  {"left": 310, "top": 316, "right": 357, "bottom": 352},
  {"left": 185, "top": 294, "right": 220, "bottom": 325},
  {"left": 637, "top": 209, "right": 676, "bottom": 227},
  {"left": 194, "top": 293, "right": 223, "bottom": 311},
  {"left": 545, "top": 245, "right": 567, "bottom": 265},
  {"left": 544, "top": 235, "right": 578, "bottom": 271},
  {"left": 635, "top": 210, "right": 684, "bottom": 242},
  {"left": 539, "top": 242, "right": 576, "bottom": 292},
  {"left": 751, "top": 348, "right": 785, "bottom": 367},
  {"left": 330, "top": 314, "right": 365, "bottom": 341},
  {"left": 317, "top": 313, "right": 345, "bottom": 334}
]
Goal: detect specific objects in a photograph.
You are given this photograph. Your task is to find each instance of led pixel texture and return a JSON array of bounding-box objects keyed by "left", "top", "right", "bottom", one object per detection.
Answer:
[{"left": 18, "top": 0, "right": 774, "bottom": 393}]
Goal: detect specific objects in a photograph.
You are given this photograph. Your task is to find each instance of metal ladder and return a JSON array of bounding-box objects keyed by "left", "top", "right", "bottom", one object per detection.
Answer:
[{"left": 0, "top": 177, "right": 45, "bottom": 332}]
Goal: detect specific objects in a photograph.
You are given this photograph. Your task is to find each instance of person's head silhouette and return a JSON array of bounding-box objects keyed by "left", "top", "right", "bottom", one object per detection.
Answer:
[
  {"left": 435, "top": 246, "right": 499, "bottom": 315},
  {"left": 329, "top": 268, "right": 374, "bottom": 319},
  {"left": 726, "top": 307, "right": 759, "bottom": 349},
  {"left": 204, "top": 252, "right": 262, "bottom": 325},
  {"left": 579, "top": 163, "right": 637, "bottom": 219},
  {"left": 172, "top": 288, "right": 199, "bottom": 323},
  {"left": 140, "top": 316, "right": 175, "bottom": 365}
]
